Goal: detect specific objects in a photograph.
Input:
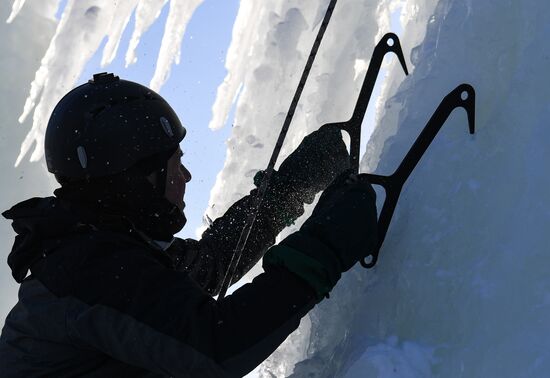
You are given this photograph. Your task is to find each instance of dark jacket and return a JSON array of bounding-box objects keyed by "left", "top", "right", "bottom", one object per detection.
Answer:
[{"left": 0, "top": 192, "right": 316, "bottom": 377}]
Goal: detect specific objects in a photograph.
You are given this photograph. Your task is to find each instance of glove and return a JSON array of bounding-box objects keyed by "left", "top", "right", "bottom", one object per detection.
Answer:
[
  {"left": 263, "top": 171, "right": 378, "bottom": 299},
  {"left": 259, "top": 124, "right": 350, "bottom": 204}
]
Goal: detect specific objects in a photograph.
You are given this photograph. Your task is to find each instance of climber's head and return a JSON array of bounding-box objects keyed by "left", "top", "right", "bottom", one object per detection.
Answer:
[{"left": 44, "top": 72, "right": 190, "bottom": 240}]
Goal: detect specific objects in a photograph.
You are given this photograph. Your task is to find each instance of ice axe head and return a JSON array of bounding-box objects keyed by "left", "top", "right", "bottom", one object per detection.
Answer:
[
  {"left": 381, "top": 33, "right": 409, "bottom": 76},
  {"left": 455, "top": 83, "right": 476, "bottom": 134}
]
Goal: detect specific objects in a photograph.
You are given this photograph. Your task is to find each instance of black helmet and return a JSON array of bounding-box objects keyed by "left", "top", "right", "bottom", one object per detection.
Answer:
[{"left": 45, "top": 72, "right": 186, "bottom": 180}]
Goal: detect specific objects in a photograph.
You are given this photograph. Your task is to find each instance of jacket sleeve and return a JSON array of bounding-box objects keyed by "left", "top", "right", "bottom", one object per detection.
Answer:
[
  {"left": 171, "top": 177, "right": 307, "bottom": 295},
  {"left": 61, "top": 246, "right": 317, "bottom": 377}
]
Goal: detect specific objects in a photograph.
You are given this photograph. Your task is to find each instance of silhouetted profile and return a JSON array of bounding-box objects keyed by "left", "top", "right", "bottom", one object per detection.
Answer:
[{"left": 0, "top": 73, "right": 378, "bottom": 377}]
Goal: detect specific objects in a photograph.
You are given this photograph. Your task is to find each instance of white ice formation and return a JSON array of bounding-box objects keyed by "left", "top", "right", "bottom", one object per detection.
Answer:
[
  {"left": 11, "top": 0, "right": 203, "bottom": 167},
  {"left": 206, "top": 0, "right": 389, "bottom": 220},
  {"left": 208, "top": 0, "right": 550, "bottom": 377},
  {"left": 0, "top": 0, "right": 59, "bottom": 330}
]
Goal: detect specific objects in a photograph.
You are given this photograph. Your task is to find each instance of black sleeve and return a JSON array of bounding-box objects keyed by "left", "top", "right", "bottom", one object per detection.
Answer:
[
  {"left": 62, "top": 246, "right": 317, "bottom": 377},
  {"left": 171, "top": 181, "right": 306, "bottom": 295}
]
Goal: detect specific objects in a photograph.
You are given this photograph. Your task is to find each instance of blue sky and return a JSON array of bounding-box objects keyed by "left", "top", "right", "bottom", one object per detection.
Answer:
[{"left": 76, "top": 1, "right": 240, "bottom": 238}]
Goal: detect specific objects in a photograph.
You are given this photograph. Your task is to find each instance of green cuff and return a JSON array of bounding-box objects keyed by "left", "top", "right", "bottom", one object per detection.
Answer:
[{"left": 263, "top": 244, "right": 340, "bottom": 300}]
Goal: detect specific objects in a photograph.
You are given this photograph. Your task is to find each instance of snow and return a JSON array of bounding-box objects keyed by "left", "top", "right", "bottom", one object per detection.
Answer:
[{"left": 3, "top": 0, "right": 550, "bottom": 377}]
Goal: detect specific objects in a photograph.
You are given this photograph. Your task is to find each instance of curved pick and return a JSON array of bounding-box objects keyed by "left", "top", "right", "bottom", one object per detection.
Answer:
[
  {"left": 381, "top": 32, "right": 409, "bottom": 76},
  {"left": 454, "top": 83, "right": 476, "bottom": 134}
]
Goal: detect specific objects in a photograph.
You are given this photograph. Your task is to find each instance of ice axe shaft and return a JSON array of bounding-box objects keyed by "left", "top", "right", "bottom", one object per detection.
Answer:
[
  {"left": 217, "top": 0, "right": 338, "bottom": 301},
  {"left": 361, "top": 83, "right": 476, "bottom": 268},
  {"left": 328, "top": 33, "right": 408, "bottom": 172}
]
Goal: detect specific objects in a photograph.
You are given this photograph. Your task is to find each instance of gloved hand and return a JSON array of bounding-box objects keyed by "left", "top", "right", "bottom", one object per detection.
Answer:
[
  {"left": 263, "top": 171, "right": 378, "bottom": 299},
  {"left": 256, "top": 124, "right": 350, "bottom": 205}
]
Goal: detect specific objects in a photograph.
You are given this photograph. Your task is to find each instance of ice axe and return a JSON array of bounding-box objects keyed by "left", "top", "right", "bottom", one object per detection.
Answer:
[
  {"left": 326, "top": 32, "right": 409, "bottom": 171},
  {"left": 359, "top": 84, "right": 476, "bottom": 268}
]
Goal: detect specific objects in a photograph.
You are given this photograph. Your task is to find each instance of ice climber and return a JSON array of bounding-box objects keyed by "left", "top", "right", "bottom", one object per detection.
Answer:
[{"left": 0, "top": 73, "right": 378, "bottom": 377}]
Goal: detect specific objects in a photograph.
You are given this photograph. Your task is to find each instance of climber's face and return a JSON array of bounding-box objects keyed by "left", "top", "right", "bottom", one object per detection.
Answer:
[{"left": 164, "top": 147, "right": 192, "bottom": 211}]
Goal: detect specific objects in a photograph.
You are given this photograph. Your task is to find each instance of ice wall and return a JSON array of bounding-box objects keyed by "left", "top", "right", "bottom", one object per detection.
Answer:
[
  {"left": 205, "top": 0, "right": 427, "bottom": 375},
  {"left": 206, "top": 0, "right": 387, "bottom": 223},
  {"left": 208, "top": 0, "right": 550, "bottom": 377},
  {"left": 0, "top": 0, "right": 58, "bottom": 327},
  {"left": 293, "top": 1, "right": 550, "bottom": 377}
]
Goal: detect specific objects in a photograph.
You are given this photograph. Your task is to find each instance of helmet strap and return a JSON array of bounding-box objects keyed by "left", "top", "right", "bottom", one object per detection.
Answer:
[{"left": 136, "top": 147, "right": 178, "bottom": 196}]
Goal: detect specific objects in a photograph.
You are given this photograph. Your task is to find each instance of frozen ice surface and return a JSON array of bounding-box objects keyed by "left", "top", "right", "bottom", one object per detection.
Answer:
[
  {"left": 350, "top": 1, "right": 550, "bottom": 376},
  {"left": 209, "top": 0, "right": 550, "bottom": 377},
  {"left": 0, "top": 0, "right": 58, "bottom": 327},
  {"left": 343, "top": 337, "right": 435, "bottom": 378},
  {"left": 206, "top": 0, "right": 385, "bottom": 223}
]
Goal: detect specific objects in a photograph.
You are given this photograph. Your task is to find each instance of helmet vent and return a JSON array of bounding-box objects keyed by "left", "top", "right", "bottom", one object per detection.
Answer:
[
  {"left": 90, "top": 72, "right": 119, "bottom": 84},
  {"left": 89, "top": 105, "right": 107, "bottom": 119},
  {"left": 160, "top": 117, "right": 174, "bottom": 137},
  {"left": 77, "top": 146, "right": 88, "bottom": 169}
]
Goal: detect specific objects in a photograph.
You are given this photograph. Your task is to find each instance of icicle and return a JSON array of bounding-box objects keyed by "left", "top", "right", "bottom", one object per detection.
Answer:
[
  {"left": 208, "top": 0, "right": 260, "bottom": 131},
  {"left": 15, "top": 0, "right": 201, "bottom": 165},
  {"left": 101, "top": 0, "right": 140, "bottom": 67},
  {"left": 16, "top": 0, "right": 117, "bottom": 165},
  {"left": 125, "top": 0, "right": 168, "bottom": 67},
  {"left": 6, "top": 0, "right": 27, "bottom": 23},
  {"left": 149, "top": 0, "right": 204, "bottom": 91}
]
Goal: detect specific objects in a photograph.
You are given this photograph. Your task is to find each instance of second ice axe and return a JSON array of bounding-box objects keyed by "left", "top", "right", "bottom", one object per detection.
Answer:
[{"left": 361, "top": 84, "right": 476, "bottom": 268}]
